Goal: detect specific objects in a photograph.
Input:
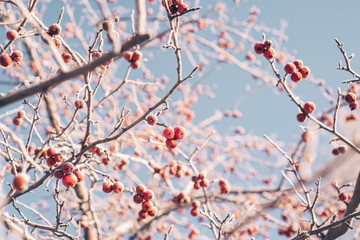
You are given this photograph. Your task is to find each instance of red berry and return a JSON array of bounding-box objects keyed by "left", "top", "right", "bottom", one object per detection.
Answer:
[
  {"left": 96, "top": 148, "right": 105, "bottom": 157},
  {"left": 0, "top": 54, "right": 13, "bottom": 67},
  {"left": 102, "top": 181, "right": 113, "bottom": 193},
  {"left": 220, "top": 186, "right": 230, "bottom": 194},
  {"left": 293, "top": 60, "right": 303, "bottom": 69},
  {"left": 332, "top": 148, "right": 340, "bottom": 156},
  {"left": 138, "top": 209, "right": 148, "bottom": 219},
  {"left": 177, "top": 2, "right": 188, "bottom": 14},
  {"left": 143, "top": 190, "right": 154, "bottom": 201},
  {"left": 200, "top": 179, "right": 209, "bottom": 188},
  {"left": 46, "top": 157, "right": 56, "bottom": 167},
  {"left": 165, "top": 139, "right": 177, "bottom": 150},
  {"left": 301, "top": 131, "right": 314, "bottom": 143},
  {"left": 218, "top": 179, "right": 229, "bottom": 188},
  {"left": 263, "top": 48, "right": 275, "bottom": 60},
  {"left": 296, "top": 113, "right": 307, "bottom": 122},
  {"left": 113, "top": 182, "right": 123, "bottom": 193},
  {"left": 190, "top": 207, "right": 199, "bottom": 217},
  {"left": 349, "top": 101, "right": 358, "bottom": 111},
  {"left": 102, "top": 157, "right": 110, "bottom": 165},
  {"left": 284, "top": 63, "right": 296, "bottom": 74},
  {"left": 163, "top": 127, "right": 175, "bottom": 139},
  {"left": 13, "top": 117, "right": 22, "bottom": 126},
  {"left": 148, "top": 207, "right": 158, "bottom": 217},
  {"left": 62, "top": 162, "right": 75, "bottom": 175},
  {"left": 13, "top": 173, "right": 29, "bottom": 191},
  {"left": 54, "top": 153, "right": 63, "bottom": 162},
  {"left": 174, "top": 126, "right": 186, "bottom": 140},
  {"left": 132, "top": 50, "right": 143, "bottom": 61},
  {"left": 192, "top": 200, "right": 200, "bottom": 208},
  {"left": 133, "top": 193, "right": 144, "bottom": 204},
  {"left": 136, "top": 184, "right": 146, "bottom": 194},
  {"left": 291, "top": 72, "right": 302, "bottom": 83},
  {"left": 254, "top": 43, "right": 265, "bottom": 54},
  {"left": 303, "top": 102, "right": 315, "bottom": 114},
  {"left": 47, "top": 148, "right": 57, "bottom": 157},
  {"left": 337, "top": 145, "right": 348, "bottom": 154},
  {"left": 339, "top": 192, "right": 349, "bottom": 201},
  {"left": 193, "top": 181, "right": 201, "bottom": 190},
  {"left": 345, "top": 92, "right": 356, "bottom": 103},
  {"left": 130, "top": 60, "right": 140, "bottom": 69},
  {"left": 6, "top": 30, "right": 18, "bottom": 41},
  {"left": 48, "top": 24, "right": 62, "bottom": 36},
  {"left": 11, "top": 51, "right": 23, "bottom": 62},
  {"left": 17, "top": 110, "right": 25, "bottom": 118},
  {"left": 62, "top": 174, "right": 78, "bottom": 188},
  {"left": 62, "top": 53, "right": 72, "bottom": 63},
  {"left": 54, "top": 38, "right": 61, "bottom": 48},
  {"left": 54, "top": 169, "right": 64, "bottom": 179},
  {"left": 299, "top": 66, "right": 310, "bottom": 78},
  {"left": 264, "top": 40, "right": 272, "bottom": 48},
  {"left": 92, "top": 52, "right": 102, "bottom": 60},
  {"left": 75, "top": 99, "right": 85, "bottom": 109},
  {"left": 146, "top": 115, "right": 157, "bottom": 125},
  {"left": 142, "top": 200, "right": 154, "bottom": 211},
  {"left": 123, "top": 52, "right": 133, "bottom": 62},
  {"left": 73, "top": 169, "right": 84, "bottom": 182}
]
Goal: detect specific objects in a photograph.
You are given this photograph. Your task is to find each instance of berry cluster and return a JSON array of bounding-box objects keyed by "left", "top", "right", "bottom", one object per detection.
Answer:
[
  {"left": 88, "top": 146, "right": 106, "bottom": 157},
  {"left": 12, "top": 110, "right": 25, "bottom": 126},
  {"left": 162, "top": 0, "right": 189, "bottom": 14},
  {"left": 168, "top": 163, "right": 191, "bottom": 178},
  {"left": 191, "top": 172, "right": 209, "bottom": 190},
  {"left": 344, "top": 92, "right": 358, "bottom": 111},
  {"left": 253, "top": 40, "right": 275, "bottom": 60},
  {"left": 218, "top": 178, "right": 231, "bottom": 194},
  {"left": 331, "top": 145, "right": 348, "bottom": 156},
  {"left": 172, "top": 191, "right": 191, "bottom": 205},
  {"left": 123, "top": 50, "right": 143, "bottom": 69},
  {"left": 163, "top": 126, "right": 186, "bottom": 150},
  {"left": 43, "top": 147, "right": 64, "bottom": 167},
  {"left": 190, "top": 200, "right": 200, "bottom": 217},
  {"left": 53, "top": 162, "right": 84, "bottom": 188},
  {"left": 0, "top": 30, "right": 24, "bottom": 68},
  {"left": 284, "top": 60, "right": 310, "bottom": 83},
  {"left": 102, "top": 180, "right": 123, "bottom": 194},
  {"left": 296, "top": 101, "right": 316, "bottom": 123},
  {"left": 132, "top": 184, "right": 157, "bottom": 219}
]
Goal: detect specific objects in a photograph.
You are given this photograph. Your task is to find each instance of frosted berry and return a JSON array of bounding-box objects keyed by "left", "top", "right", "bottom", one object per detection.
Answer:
[
  {"left": 148, "top": 206, "right": 158, "bottom": 217},
  {"left": 263, "top": 48, "right": 275, "bottom": 60},
  {"left": 123, "top": 52, "right": 133, "bottom": 62},
  {"left": 138, "top": 209, "right": 148, "bottom": 219},
  {"left": 73, "top": 169, "right": 84, "bottom": 182},
  {"left": 132, "top": 50, "right": 143, "bottom": 61},
  {"left": 13, "top": 117, "right": 22, "bottom": 126},
  {"left": 303, "top": 102, "right": 315, "bottom": 114},
  {"left": 46, "top": 157, "right": 56, "bottom": 167},
  {"left": 163, "top": 127, "right": 175, "bottom": 139},
  {"left": 54, "top": 169, "right": 64, "bottom": 179},
  {"left": 62, "top": 53, "right": 72, "bottom": 63},
  {"left": 146, "top": 115, "right": 157, "bottom": 125},
  {"left": 62, "top": 174, "right": 78, "bottom": 187},
  {"left": 130, "top": 60, "right": 140, "bottom": 69},
  {"left": 113, "top": 182, "right": 123, "bottom": 193},
  {"left": 136, "top": 184, "right": 146, "bottom": 194},
  {"left": 301, "top": 131, "right": 314, "bottom": 143},
  {"left": 296, "top": 113, "right": 307, "bottom": 122},
  {"left": 345, "top": 92, "right": 356, "bottom": 103},
  {"left": 293, "top": 60, "right": 303, "bottom": 69},
  {"left": 62, "top": 162, "right": 75, "bottom": 175},
  {"left": 177, "top": 2, "right": 188, "bottom": 14},
  {"left": 299, "top": 66, "right": 310, "bottom": 78},
  {"left": 142, "top": 200, "right": 154, "bottom": 211},
  {"left": 102, "top": 181, "right": 113, "bottom": 193},
  {"left": 291, "top": 72, "right": 302, "bottom": 83},
  {"left": 0, "top": 54, "right": 13, "bottom": 67},
  {"left": 133, "top": 193, "right": 144, "bottom": 204},
  {"left": 47, "top": 148, "right": 57, "bottom": 157},
  {"left": 13, "top": 173, "right": 29, "bottom": 191},
  {"left": 6, "top": 30, "right": 18, "bottom": 41},
  {"left": 174, "top": 126, "right": 186, "bottom": 140},
  {"left": 48, "top": 24, "right": 62, "bottom": 36},
  {"left": 349, "top": 101, "right": 358, "bottom": 111},
  {"left": 190, "top": 208, "right": 200, "bottom": 217},
  {"left": 264, "top": 40, "right": 272, "bottom": 48},
  {"left": 166, "top": 139, "right": 177, "bottom": 149},
  {"left": 143, "top": 190, "right": 154, "bottom": 201},
  {"left": 284, "top": 63, "right": 296, "bottom": 74},
  {"left": 254, "top": 43, "right": 265, "bottom": 54},
  {"left": 11, "top": 51, "right": 23, "bottom": 62},
  {"left": 17, "top": 110, "right": 25, "bottom": 118},
  {"left": 75, "top": 99, "right": 85, "bottom": 109},
  {"left": 54, "top": 38, "right": 62, "bottom": 48},
  {"left": 192, "top": 200, "right": 200, "bottom": 208}
]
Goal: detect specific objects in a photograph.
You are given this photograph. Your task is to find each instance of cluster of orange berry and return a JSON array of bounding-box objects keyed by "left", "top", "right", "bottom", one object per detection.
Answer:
[
  {"left": 133, "top": 184, "right": 158, "bottom": 219},
  {"left": 12, "top": 110, "right": 25, "bottom": 126},
  {"left": 284, "top": 59, "right": 310, "bottom": 83},
  {"left": 163, "top": 126, "right": 186, "bottom": 150},
  {"left": 43, "top": 147, "right": 64, "bottom": 167},
  {"left": 167, "top": 163, "right": 191, "bottom": 178},
  {"left": 102, "top": 180, "right": 123, "bottom": 194},
  {"left": 296, "top": 101, "right": 316, "bottom": 123},
  {"left": 123, "top": 50, "right": 143, "bottom": 69},
  {"left": 344, "top": 92, "right": 358, "bottom": 111},
  {"left": 54, "top": 162, "right": 84, "bottom": 188},
  {"left": 162, "top": 0, "right": 189, "bottom": 14},
  {"left": 253, "top": 40, "right": 275, "bottom": 60},
  {"left": 190, "top": 200, "right": 200, "bottom": 217},
  {"left": 172, "top": 191, "right": 191, "bottom": 205},
  {"left": 191, "top": 172, "right": 209, "bottom": 190},
  {"left": 0, "top": 30, "right": 24, "bottom": 68},
  {"left": 218, "top": 178, "right": 230, "bottom": 194}
]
